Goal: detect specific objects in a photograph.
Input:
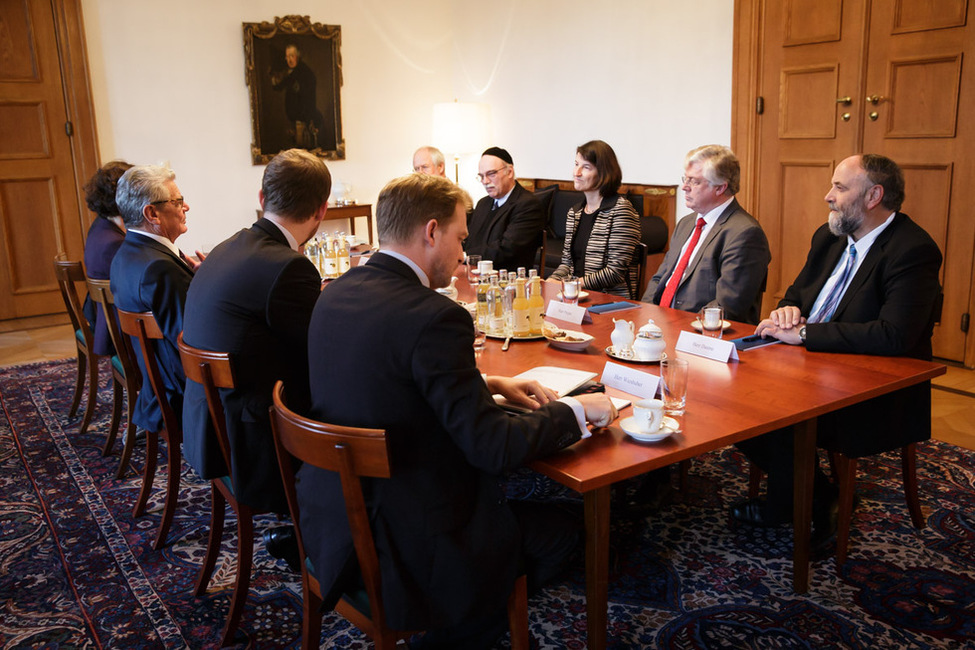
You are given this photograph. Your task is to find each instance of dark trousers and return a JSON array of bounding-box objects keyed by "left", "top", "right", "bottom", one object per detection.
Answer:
[
  {"left": 414, "top": 500, "right": 580, "bottom": 650},
  {"left": 736, "top": 425, "right": 834, "bottom": 519}
]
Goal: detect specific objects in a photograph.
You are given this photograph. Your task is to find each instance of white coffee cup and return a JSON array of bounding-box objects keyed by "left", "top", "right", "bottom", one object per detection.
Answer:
[{"left": 632, "top": 398, "right": 665, "bottom": 434}]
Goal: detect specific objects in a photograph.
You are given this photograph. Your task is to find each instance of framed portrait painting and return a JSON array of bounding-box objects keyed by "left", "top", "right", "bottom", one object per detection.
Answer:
[{"left": 243, "top": 15, "right": 345, "bottom": 163}]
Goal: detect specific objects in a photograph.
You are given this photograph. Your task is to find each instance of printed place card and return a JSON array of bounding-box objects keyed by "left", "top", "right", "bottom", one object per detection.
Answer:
[
  {"left": 545, "top": 300, "right": 591, "bottom": 325},
  {"left": 675, "top": 330, "right": 739, "bottom": 362},
  {"left": 600, "top": 361, "right": 659, "bottom": 399}
]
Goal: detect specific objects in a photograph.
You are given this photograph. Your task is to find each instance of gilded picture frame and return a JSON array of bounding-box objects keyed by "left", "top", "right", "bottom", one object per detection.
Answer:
[{"left": 243, "top": 15, "right": 345, "bottom": 164}]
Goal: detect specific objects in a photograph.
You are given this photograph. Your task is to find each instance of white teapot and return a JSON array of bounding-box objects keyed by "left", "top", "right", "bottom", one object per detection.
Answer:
[
  {"left": 633, "top": 327, "right": 666, "bottom": 362},
  {"left": 611, "top": 319, "right": 635, "bottom": 357}
]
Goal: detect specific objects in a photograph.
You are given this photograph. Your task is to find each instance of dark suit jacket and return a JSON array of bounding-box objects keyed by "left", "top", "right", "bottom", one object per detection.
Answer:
[
  {"left": 783, "top": 212, "right": 942, "bottom": 456},
  {"left": 466, "top": 182, "right": 545, "bottom": 271},
  {"left": 110, "top": 231, "right": 194, "bottom": 433},
  {"left": 296, "top": 252, "right": 581, "bottom": 630},
  {"left": 643, "top": 198, "right": 770, "bottom": 324},
  {"left": 83, "top": 218, "right": 125, "bottom": 356},
  {"left": 182, "top": 219, "right": 321, "bottom": 513}
]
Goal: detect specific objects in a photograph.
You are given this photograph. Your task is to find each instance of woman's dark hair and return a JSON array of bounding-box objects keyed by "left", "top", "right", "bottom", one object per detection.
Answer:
[
  {"left": 577, "top": 140, "right": 623, "bottom": 196},
  {"left": 84, "top": 160, "right": 133, "bottom": 219}
]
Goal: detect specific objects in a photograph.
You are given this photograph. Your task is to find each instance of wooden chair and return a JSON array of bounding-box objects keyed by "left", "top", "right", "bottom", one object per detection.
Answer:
[
  {"left": 116, "top": 308, "right": 183, "bottom": 550},
  {"left": 86, "top": 278, "right": 142, "bottom": 478},
  {"left": 54, "top": 257, "right": 101, "bottom": 435},
  {"left": 268, "top": 381, "right": 530, "bottom": 650},
  {"left": 627, "top": 242, "right": 649, "bottom": 300},
  {"left": 177, "top": 333, "right": 265, "bottom": 647}
]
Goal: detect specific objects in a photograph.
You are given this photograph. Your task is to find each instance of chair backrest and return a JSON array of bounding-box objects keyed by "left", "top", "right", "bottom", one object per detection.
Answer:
[
  {"left": 54, "top": 257, "right": 93, "bottom": 350},
  {"left": 627, "top": 242, "right": 649, "bottom": 300},
  {"left": 177, "top": 332, "right": 236, "bottom": 479},
  {"left": 86, "top": 277, "right": 141, "bottom": 384},
  {"left": 116, "top": 308, "right": 180, "bottom": 436},
  {"left": 268, "top": 381, "right": 391, "bottom": 628}
]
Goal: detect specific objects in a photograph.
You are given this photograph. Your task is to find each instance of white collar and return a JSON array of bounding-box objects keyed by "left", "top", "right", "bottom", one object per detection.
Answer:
[
  {"left": 262, "top": 215, "right": 300, "bottom": 251},
  {"left": 373, "top": 249, "right": 430, "bottom": 287},
  {"left": 129, "top": 228, "right": 182, "bottom": 258}
]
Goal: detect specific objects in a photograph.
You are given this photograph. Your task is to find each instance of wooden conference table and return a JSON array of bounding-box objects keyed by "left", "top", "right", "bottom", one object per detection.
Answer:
[{"left": 458, "top": 277, "right": 945, "bottom": 650}]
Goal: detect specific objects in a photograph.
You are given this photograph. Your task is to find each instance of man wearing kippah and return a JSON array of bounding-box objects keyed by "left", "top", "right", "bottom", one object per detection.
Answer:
[{"left": 466, "top": 146, "right": 546, "bottom": 271}]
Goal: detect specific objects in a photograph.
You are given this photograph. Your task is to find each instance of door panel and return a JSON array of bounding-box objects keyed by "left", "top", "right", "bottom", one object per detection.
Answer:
[
  {"left": 0, "top": 0, "right": 86, "bottom": 320},
  {"left": 863, "top": 0, "right": 974, "bottom": 360}
]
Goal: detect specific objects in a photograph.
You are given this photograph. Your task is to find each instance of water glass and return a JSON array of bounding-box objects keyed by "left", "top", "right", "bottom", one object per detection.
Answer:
[
  {"left": 660, "top": 358, "right": 688, "bottom": 416},
  {"left": 472, "top": 322, "right": 487, "bottom": 359},
  {"left": 699, "top": 307, "right": 724, "bottom": 339},
  {"left": 562, "top": 276, "right": 581, "bottom": 305},
  {"left": 466, "top": 254, "right": 481, "bottom": 284}
]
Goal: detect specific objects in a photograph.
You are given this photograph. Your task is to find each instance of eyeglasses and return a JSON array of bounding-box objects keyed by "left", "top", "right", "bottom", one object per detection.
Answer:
[
  {"left": 680, "top": 176, "right": 708, "bottom": 188},
  {"left": 476, "top": 166, "right": 508, "bottom": 183},
  {"left": 152, "top": 197, "right": 185, "bottom": 209}
]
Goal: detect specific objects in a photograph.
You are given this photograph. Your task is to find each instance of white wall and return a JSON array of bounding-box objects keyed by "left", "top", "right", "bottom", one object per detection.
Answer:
[{"left": 80, "top": 0, "right": 733, "bottom": 252}]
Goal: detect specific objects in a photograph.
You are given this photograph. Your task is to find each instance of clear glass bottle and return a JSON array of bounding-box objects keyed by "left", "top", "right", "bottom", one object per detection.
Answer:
[
  {"left": 476, "top": 271, "right": 491, "bottom": 332},
  {"left": 528, "top": 275, "right": 545, "bottom": 335},
  {"left": 503, "top": 272, "right": 517, "bottom": 337},
  {"left": 486, "top": 273, "right": 505, "bottom": 336},
  {"left": 337, "top": 232, "right": 351, "bottom": 275},
  {"left": 323, "top": 234, "right": 338, "bottom": 279}
]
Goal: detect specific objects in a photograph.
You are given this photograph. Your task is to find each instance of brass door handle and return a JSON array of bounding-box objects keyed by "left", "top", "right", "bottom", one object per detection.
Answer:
[
  {"left": 866, "top": 94, "right": 886, "bottom": 105},
  {"left": 836, "top": 96, "right": 852, "bottom": 105}
]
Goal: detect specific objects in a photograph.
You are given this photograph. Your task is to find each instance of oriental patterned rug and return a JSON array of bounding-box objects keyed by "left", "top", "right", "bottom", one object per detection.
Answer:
[{"left": 1, "top": 359, "right": 973, "bottom": 649}]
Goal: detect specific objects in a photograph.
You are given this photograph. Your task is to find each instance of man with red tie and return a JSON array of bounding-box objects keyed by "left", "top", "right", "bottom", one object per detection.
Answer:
[{"left": 642, "top": 145, "right": 770, "bottom": 324}]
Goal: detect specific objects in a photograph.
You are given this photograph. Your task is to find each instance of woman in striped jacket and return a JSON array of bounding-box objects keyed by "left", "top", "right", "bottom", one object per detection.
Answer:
[{"left": 549, "top": 140, "right": 641, "bottom": 297}]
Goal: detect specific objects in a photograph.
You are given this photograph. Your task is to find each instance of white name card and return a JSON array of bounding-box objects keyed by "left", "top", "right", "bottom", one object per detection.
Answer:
[
  {"left": 675, "top": 330, "right": 739, "bottom": 362},
  {"left": 600, "top": 361, "right": 659, "bottom": 399},
  {"left": 545, "top": 300, "right": 591, "bottom": 325}
]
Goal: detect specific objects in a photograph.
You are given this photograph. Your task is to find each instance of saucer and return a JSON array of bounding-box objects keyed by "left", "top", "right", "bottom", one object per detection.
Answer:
[
  {"left": 691, "top": 319, "right": 731, "bottom": 332},
  {"left": 605, "top": 347, "right": 666, "bottom": 364},
  {"left": 620, "top": 416, "right": 679, "bottom": 442}
]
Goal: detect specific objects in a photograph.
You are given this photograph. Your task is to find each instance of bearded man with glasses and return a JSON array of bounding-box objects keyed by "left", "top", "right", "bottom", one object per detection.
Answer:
[{"left": 465, "top": 146, "right": 546, "bottom": 271}]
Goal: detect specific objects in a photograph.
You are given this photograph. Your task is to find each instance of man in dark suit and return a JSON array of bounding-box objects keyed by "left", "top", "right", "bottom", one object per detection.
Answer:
[
  {"left": 733, "top": 153, "right": 943, "bottom": 531},
  {"left": 182, "top": 149, "right": 329, "bottom": 516},
  {"left": 297, "top": 173, "right": 616, "bottom": 649},
  {"left": 643, "top": 145, "right": 770, "bottom": 324},
  {"left": 110, "top": 165, "right": 199, "bottom": 435},
  {"left": 466, "top": 146, "right": 545, "bottom": 271}
]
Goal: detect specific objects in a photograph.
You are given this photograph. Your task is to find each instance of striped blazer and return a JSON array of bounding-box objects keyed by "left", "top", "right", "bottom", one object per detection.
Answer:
[{"left": 550, "top": 194, "right": 640, "bottom": 297}]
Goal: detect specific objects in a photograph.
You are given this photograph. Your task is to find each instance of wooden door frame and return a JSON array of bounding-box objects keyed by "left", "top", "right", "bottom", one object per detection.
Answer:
[
  {"left": 52, "top": 0, "right": 101, "bottom": 236},
  {"left": 731, "top": 0, "right": 975, "bottom": 367}
]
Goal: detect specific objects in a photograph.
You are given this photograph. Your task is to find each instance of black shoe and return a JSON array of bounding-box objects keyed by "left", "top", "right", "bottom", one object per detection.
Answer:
[
  {"left": 262, "top": 525, "right": 300, "bottom": 572},
  {"left": 730, "top": 498, "right": 790, "bottom": 527}
]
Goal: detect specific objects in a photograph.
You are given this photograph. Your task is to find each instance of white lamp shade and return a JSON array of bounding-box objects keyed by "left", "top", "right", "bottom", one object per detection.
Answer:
[{"left": 432, "top": 102, "right": 492, "bottom": 156}]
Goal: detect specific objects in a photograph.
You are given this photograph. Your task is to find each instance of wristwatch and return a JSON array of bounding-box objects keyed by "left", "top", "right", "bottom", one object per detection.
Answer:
[{"left": 799, "top": 325, "right": 807, "bottom": 344}]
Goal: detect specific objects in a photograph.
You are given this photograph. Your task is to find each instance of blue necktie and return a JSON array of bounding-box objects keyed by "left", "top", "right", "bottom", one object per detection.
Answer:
[{"left": 809, "top": 243, "right": 857, "bottom": 323}]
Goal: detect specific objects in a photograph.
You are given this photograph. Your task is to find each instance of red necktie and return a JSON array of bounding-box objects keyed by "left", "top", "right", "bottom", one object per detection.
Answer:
[{"left": 660, "top": 217, "right": 705, "bottom": 308}]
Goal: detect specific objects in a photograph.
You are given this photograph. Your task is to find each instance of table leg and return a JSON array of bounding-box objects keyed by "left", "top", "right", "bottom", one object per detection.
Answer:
[
  {"left": 792, "top": 418, "right": 816, "bottom": 592},
  {"left": 584, "top": 486, "right": 610, "bottom": 650}
]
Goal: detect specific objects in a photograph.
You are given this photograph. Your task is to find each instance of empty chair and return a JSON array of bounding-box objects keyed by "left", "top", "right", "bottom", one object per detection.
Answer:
[
  {"left": 268, "top": 381, "right": 530, "bottom": 650},
  {"left": 54, "top": 257, "right": 102, "bottom": 435},
  {"left": 115, "top": 308, "right": 183, "bottom": 550},
  {"left": 86, "top": 277, "right": 142, "bottom": 477},
  {"left": 177, "top": 333, "right": 265, "bottom": 647}
]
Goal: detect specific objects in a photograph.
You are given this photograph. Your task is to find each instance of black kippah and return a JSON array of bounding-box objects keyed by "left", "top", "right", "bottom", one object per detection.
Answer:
[{"left": 481, "top": 147, "right": 513, "bottom": 165}]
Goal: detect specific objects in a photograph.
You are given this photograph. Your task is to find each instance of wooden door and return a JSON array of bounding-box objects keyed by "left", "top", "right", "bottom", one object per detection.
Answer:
[
  {"left": 859, "top": 0, "right": 974, "bottom": 361},
  {"left": 0, "top": 0, "right": 89, "bottom": 321},
  {"left": 737, "top": 0, "right": 974, "bottom": 364}
]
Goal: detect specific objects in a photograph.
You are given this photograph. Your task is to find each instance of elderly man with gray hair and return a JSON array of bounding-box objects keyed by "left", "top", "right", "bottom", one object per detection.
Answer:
[
  {"left": 643, "top": 144, "right": 770, "bottom": 324},
  {"left": 110, "top": 165, "right": 202, "bottom": 437}
]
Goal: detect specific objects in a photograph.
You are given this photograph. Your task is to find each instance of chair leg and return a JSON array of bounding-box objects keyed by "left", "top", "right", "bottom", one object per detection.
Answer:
[
  {"left": 194, "top": 484, "right": 227, "bottom": 597},
  {"left": 220, "top": 506, "right": 255, "bottom": 647},
  {"left": 833, "top": 452, "right": 858, "bottom": 569},
  {"left": 133, "top": 430, "right": 159, "bottom": 518},
  {"left": 302, "top": 574, "right": 323, "bottom": 650},
  {"left": 78, "top": 353, "right": 99, "bottom": 435},
  {"left": 152, "top": 431, "right": 181, "bottom": 550},
  {"left": 507, "top": 574, "right": 530, "bottom": 650},
  {"left": 901, "top": 443, "right": 925, "bottom": 529},
  {"left": 103, "top": 375, "right": 124, "bottom": 456},
  {"left": 748, "top": 462, "right": 763, "bottom": 498},
  {"left": 116, "top": 420, "right": 137, "bottom": 479},
  {"left": 69, "top": 349, "right": 85, "bottom": 418},
  {"left": 678, "top": 459, "right": 690, "bottom": 492}
]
